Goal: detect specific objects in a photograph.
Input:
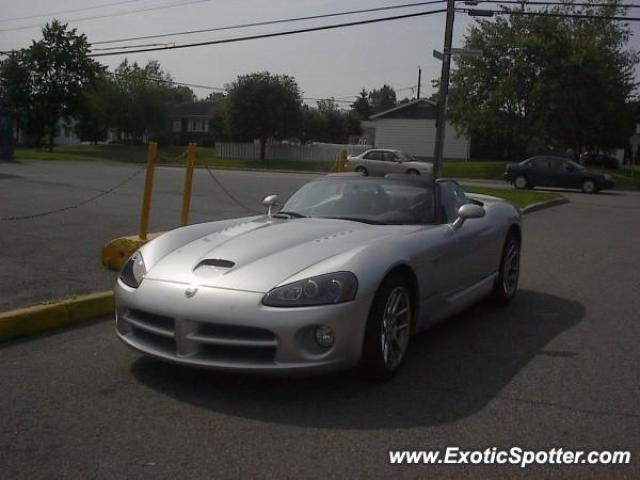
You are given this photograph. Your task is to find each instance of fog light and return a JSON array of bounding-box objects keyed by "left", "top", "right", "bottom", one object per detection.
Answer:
[{"left": 314, "top": 325, "right": 334, "bottom": 348}]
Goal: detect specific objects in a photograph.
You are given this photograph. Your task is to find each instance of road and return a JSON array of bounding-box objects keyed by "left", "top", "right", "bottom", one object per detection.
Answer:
[
  {"left": 0, "top": 160, "right": 314, "bottom": 310},
  {"left": 1, "top": 161, "right": 639, "bottom": 478}
]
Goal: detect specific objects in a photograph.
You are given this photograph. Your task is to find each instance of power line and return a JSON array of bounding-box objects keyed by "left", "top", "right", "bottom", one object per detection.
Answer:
[
  {"left": 0, "top": 0, "right": 212, "bottom": 33},
  {"left": 0, "top": 0, "right": 145, "bottom": 23},
  {"left": 89, "top": 8, "right": 448, "bottom": 57},
  {"left": 107, "top": 71, "right": 355, "bottom": 103},
  {"left": 90, "top": 0, "right": 447, "bottom": 46}
]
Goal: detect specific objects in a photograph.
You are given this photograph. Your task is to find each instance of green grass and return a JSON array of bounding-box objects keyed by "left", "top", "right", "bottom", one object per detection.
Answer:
[{"left": 464, "top": 186, "right": 564, "bottom": 210}]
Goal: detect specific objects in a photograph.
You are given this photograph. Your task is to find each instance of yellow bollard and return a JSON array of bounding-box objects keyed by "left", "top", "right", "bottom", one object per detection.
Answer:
[
  {"left": 139, "top": 141, "right": 157, "bottom": 241},
  {"left": 339, "top": 150, "right": 348, "bottom": 172},
  {"left": 180, "top": 143, "right": 197, "bottom": 226}
]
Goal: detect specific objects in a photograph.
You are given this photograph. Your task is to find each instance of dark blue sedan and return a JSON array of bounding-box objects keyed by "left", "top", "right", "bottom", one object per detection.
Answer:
[{"left": 504, "top": 156, "right": 615, "bottom": 193}]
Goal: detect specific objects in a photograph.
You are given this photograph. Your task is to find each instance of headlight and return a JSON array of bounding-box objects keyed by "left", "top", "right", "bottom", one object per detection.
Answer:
[
  {"left": 119, "top": 251, "right": 147, "bottom": 288},
  {"left": 262, "top": 272, "right": 358, "bottom": 307}
]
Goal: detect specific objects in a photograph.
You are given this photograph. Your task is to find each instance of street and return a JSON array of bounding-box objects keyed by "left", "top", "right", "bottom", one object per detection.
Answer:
[
  {"left": 0, "top": 160, "right": 314, "bottom": 310},
  {"left": 1, "top": 161, "right": 639, "bottom": 478}
]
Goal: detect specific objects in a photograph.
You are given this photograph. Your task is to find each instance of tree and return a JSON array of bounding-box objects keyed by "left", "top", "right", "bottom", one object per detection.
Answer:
[
  {"left": 351, "top": 89, "right": 371, "bottom": 119},
  {"left": 75, "top": 73, "right": 117, "bottom": 144},
  {"left": 448, "top": 2, "right": 638, "bottom": 160},
  {"left": 108, "top": 60, "right": 179, "bottom": 143},
  {"left": 369, "top": 85, "right": 397, "bottom": 115},
  {"left": 225, "top": 72, "right": 302, "bottom": 161},
  {"left": 22, "top": 20, "right": 103, "bottom": 151},
  {"left": 0, "top": 51, "right": 36, "bottom": 141}
]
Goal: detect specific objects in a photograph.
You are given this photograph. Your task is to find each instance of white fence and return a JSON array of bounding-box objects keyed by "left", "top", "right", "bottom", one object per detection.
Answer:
[{"left": 216, "top": 142, "right": 369, "bottom": 162}]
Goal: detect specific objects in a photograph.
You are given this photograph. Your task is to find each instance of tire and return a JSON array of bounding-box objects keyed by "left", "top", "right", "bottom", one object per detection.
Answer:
[
  {"left": 361, "top": 275, "right": 413, "bottom": 381},
  {"left": 355, "top": 166, "right": 368, "bottom": 176},
  {"left": 581, "top": 179, "right": 596, "bottom": 193},
  {"left": 491, "top": 232, "right": 520, "bottom": 305},
  {"left": 513, "top": 175, "right": 529, "bottom": 190},
  {"left": 406, "top": 169, "right": 420, "bottom": 176}
]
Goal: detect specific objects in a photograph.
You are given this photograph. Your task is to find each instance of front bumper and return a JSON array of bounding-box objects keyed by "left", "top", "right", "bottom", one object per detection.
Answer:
[{"left": 115, "top": 278, "right": 373, "bottom": 374}]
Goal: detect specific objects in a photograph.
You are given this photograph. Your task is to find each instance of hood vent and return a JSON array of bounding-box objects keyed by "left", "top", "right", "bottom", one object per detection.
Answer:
[{"left": 196, "top": 259, "right": 235, "bottom": 269}]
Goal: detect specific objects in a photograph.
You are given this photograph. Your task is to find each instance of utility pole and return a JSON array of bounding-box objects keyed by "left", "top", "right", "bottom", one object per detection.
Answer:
[
  {"left": 417, "top": 67, "right": 422, "bottom": 99},
  {"left": 432, "top": 0, "right": 456, "bottom": 178}
]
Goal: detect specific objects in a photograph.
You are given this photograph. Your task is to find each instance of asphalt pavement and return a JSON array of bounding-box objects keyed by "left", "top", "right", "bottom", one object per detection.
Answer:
[
  {"left": 0, "top": 160, "right": 639, "bottom": 478},
  {"left": 0, "top": 160, "right": 314, "bottom": 310}
]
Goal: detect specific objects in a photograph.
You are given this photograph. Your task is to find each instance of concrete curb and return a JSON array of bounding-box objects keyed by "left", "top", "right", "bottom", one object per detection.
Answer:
[
  {"left": 521, "top": 196, "right": 570, "bottom": 215},
  {"left": 0, "top": 291, "right": 114, "bottom": 341}
]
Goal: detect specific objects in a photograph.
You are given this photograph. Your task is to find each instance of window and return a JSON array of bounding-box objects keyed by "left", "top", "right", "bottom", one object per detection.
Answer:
[
  {"left": 363, "top": 150, "right": 383, "bottom": 160},
  {"left": 187, "top": 118, "right": 208, "bottom": 132},
  {"left": 172, "top": 119, "right": 181, "bottom": 133},
  {"left": 528, "top": 157, "right": 547, "bottom": 168},
  {"left": 382, "top": 151, "right": 398, "bottom": 162},
  {"left": 439, "top": 181, "right": 468, "bottom": 223}
]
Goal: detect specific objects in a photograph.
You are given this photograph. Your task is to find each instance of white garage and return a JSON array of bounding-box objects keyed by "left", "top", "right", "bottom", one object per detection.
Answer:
[{"left": 364, "top": 98, "right": 470, "bottom": 161}]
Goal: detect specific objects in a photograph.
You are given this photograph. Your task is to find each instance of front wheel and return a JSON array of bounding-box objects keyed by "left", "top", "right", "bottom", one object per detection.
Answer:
[
  {"left": 361, "top": 275, "right": 413, "bottom": 381},
  {"left": 513, "top": 175, "right": 529, "bottom": 190},
  {"left": 355, "top": 166, "right": 368, "bottom": 176},
  {"left": 581, "top": 179, "right": 597, "bottom": 193},
  {"left": 491, "top": 233, "right": 520, "bottom": 305},
  {"left": 406, "top": 169, "right": 420, "bottom": 176}
]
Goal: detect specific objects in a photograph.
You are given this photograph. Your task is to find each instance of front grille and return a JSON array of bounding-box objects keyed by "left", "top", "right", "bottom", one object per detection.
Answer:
[{"left": 122, "top": 309, "right": 277, "bottom": 365}]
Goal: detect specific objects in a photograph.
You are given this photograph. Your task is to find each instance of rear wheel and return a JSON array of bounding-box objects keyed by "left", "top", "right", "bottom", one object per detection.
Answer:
[
  {"left": 491, "top": 233, "right": 520, "bottom": 305},
  {"left": 406, "top": 169, "right": 420, "bottom": 176},
  {"left": 514, "top": 175, "right": 529, "bottom": 190},
  {"left": 361, "top": 275, "right": 412, "bottom": 381},
  {"left": 355, "top": 166, "right": 368, "bottom": 176},
  {"left": 581, "top": 179, "right": 597, "bottom": 193}
]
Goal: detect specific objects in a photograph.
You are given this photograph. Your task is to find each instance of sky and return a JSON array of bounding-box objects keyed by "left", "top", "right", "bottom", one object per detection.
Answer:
[{"left": 1, "top": 0, "right": 639, "bottom": 105}]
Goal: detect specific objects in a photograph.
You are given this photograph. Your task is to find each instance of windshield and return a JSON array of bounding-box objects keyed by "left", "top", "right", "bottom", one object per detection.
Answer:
[
  {"left": 567, "top": 159, "right": 585, "bottom": 169},
  {"left": 280, "top": 179, "right": 435, "bottom": 225}
]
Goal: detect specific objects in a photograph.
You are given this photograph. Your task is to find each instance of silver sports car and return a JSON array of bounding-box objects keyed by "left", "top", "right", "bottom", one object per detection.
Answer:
[{"left": 115, "top": 174, "right": 521, "bottom": 379}]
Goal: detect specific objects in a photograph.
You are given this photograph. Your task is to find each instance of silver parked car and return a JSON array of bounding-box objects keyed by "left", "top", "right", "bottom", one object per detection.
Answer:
[
  {"left": 346, "top": 148, "right": 433, "bottom": 177},
  {"left": 115, "top": 174, "right": 521, "bottom": 379}
]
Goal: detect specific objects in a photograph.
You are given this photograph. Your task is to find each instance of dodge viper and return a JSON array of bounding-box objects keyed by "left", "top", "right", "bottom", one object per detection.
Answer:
[{"left": 115, "top": 174, "right": 522, "bottom": 379}]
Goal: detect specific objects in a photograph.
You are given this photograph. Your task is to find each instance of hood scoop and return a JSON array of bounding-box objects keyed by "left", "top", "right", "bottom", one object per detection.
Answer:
[
  {"left": 192, "top": 258, "right": 236, "bottom": 280},
  {"left": 196, "top": 258, "right": 235, "bottom": 269}
]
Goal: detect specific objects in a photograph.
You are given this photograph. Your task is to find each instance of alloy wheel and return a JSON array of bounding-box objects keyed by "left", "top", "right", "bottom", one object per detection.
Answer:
[{"left": 380, "top": 286, "right": 411, "bottom": 370}]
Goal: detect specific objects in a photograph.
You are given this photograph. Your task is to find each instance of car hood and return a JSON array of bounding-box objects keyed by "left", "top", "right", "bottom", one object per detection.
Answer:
[{"left": 145, "top": 217, "right": 404, "bottom": 292}]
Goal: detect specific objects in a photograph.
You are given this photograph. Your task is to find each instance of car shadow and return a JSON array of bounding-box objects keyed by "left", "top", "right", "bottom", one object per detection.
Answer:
[{"left": 131, "top": 289, "right": 584, "bottom": 430}]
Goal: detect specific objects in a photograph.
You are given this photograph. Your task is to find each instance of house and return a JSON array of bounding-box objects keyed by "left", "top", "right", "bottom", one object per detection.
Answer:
[
  {"left": 363, "top": 98, "right": 470, "bottom": 160},
  {"left": 171, "top": 102, "right": 215, "bottom": 146}
]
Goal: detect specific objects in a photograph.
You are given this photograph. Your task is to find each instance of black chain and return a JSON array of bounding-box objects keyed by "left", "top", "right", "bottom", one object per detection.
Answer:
[
  {"left": 204, "top": 165, "right": 262, "bottom": 214},
  {"left": 1, "top": 165, "right": 146, "bottom": 221}
]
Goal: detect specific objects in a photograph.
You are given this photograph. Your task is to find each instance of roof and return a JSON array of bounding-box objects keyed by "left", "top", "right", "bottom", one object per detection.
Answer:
[
  {"left": 172, "top": 102, "right": 215, "bottom": 118},
  {"left": 369, "top": 98, "right": 437, "bottom": 120}
]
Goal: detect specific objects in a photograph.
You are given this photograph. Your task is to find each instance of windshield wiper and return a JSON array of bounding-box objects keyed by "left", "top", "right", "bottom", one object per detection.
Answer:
[
  {"left": 272, "top": 211, "right": 306, "bottom": 219},
  {"left": 323, "top": 216, "right": 385, "bottom": 225}
]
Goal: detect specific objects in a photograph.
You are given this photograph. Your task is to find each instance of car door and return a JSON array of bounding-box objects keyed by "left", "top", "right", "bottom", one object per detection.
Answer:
[
  {"left": 439, "top": 181, "right": 500, "bottom": 290},
  {"left": 362, "top": 150, "right": 384, "bottom": 176},
  {"left": 526, "top": 157, "right": 550, "bottom": 186},
  {"left": 382, "top": 151, "right": 404, "bottom": 174},
  {"left": 546, "top": 158, "right": 573, "bottom": 188}
]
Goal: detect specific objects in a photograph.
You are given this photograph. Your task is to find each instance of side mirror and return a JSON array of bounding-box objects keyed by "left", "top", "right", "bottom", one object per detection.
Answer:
[
  {"left": 262, "top": 194, "right": 280, "bottom": 218},
  {"left": 452, "top": 203, "right": 485, "bottom": 229}
]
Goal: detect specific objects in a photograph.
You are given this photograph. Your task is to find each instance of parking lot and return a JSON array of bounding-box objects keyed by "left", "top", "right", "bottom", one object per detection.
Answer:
[{"left": 1, "top": 160, "right": 639, "bottom": 478}]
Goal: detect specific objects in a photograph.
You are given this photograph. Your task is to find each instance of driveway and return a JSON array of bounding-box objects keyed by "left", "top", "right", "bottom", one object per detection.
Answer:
[{"left": 0, "top": 166, "right": 638, "bottom": 478}]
